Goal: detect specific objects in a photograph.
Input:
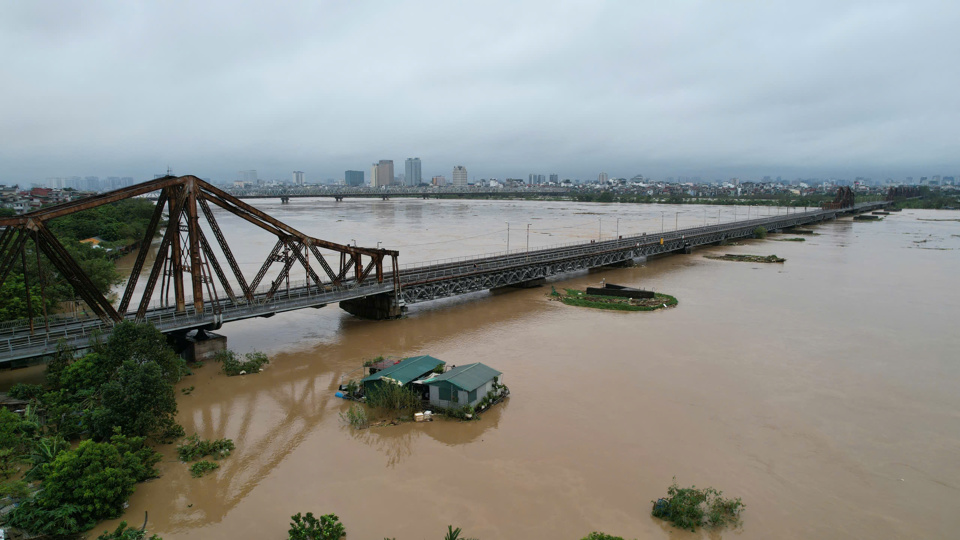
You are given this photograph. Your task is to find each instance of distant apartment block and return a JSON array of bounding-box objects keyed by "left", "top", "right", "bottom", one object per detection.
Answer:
[
  {"left": 452, "top": 165, "right": 468, "bottom": 187},
  {"left": 373, "top": 160, "right": 394, "bottom": 188},
  {"left": 549, "top": 174, "right": 559, "bottom": 184},
  {"left": 405, "top": 158, "right": 422, "bottom": 186},
  {"left": 345, "top": 170, "right": 364, "bottom": 187},
  {"left": 292, "top": 171, "right": 305, "bottom": 185},
  {"left": 432, "top": 175, "right": 446, "bottom": 186},
  {"left": 238, "top": 170, "right": 258, "bottom": 184}
]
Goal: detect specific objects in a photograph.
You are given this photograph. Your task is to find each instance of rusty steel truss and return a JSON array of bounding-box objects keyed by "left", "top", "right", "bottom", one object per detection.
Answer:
[{"left": 0, "top": 175, "right": 399, "bottom": 330}]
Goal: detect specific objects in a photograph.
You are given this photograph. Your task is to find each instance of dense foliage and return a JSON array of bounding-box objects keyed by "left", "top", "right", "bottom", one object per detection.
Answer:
[
  {"left": 213, "top": 349, "right": 270, "bottom": 376},
  {"left": 651, "top": 479, "right": 744, "bottom": 531},
  {"left": 0, "top": 198, "right": 158, "bottom": 321},
  {"left": 0, "top": 322, "right": 187, "bottom": 538},
  {"left": 7, "top": 433, "right": 161, "bottom": 537},
  {"left": 288, "top": 512, "right": 346, "bottom": 540},
  {"left": 177, "top": 433, "right": 235, "bottom": 461},
  {"left": 189, "top": 460, "right": 219, "bottom": 478}
]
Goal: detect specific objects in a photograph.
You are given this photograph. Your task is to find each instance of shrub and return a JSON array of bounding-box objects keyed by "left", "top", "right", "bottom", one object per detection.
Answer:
[
  {"left": 214, "top": 349, "right": 270, "bottom": 376},
  {"left": 8, "top": 435, "right": 162, "bottom": 537},
  {"left": 444, "top": 525, "right": 479, "bottom": 540},
  {"left": 8, "top": 382, "right": 44, "bottom": 401},
  {"left": 651, "top": 478, "right": 744, "bottom": 532},
  {"left": 177, "top": 433, "right": 235, "bottom": 461},
  {"left": 189, "top": 460, "right": 219, "bottom": 478},
  {"left": 339, "top": 405, "right": 368, "bottom": 429},
  {"left": 581, "top": 533, "right": 628, "bottom": 540},
  {"left": 96, "top": 519, "right": 162, "bottom": 540},
  {"left": 365, "top": 382, "right": 421, "bottom": 411},
  {"left": 288, "top": 512, "right": 346, "bottom": 540},
  {"left": 753, "top": 226, "right": 767, "bottom": 239},
  {"left": 0, "top": 479, "right": 31, "bottom": 501}
]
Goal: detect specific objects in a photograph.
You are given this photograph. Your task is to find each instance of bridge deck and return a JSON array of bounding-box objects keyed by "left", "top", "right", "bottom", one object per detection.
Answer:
[{"left": 0, "top": 202, "right": 888, "bottom": 363}]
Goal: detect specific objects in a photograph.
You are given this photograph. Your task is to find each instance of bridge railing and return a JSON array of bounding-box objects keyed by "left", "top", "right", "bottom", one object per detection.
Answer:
[{"left": 396, "top": 207, "right": 829, "bottom": 278}]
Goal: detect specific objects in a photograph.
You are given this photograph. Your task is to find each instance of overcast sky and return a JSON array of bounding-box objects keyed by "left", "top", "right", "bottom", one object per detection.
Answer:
[{"left": 1, "top": 1, "right": 958, "bottom": 184}]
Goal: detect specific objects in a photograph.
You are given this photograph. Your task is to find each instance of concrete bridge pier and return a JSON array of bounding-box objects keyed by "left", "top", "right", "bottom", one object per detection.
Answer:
[
  {"left": 340, "top": 292, "right": 406, "bottom": 320},
  {"left": 169, "top": 328, "right": 228, "bottom": 362}
]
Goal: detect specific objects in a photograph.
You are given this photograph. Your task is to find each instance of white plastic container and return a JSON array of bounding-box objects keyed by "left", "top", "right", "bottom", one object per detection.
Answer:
[{"left": 414, "top": 412, "right": 424, "bottom": 422}]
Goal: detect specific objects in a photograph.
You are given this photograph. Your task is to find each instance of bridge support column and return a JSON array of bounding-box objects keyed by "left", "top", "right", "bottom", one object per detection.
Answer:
[
  {"left": 683, "top": 246, "right": 694, "bottom": 254},
  {"left": 169, "top": 329, "right": 227, "bottom": 362},
  {"left": 339, "top": 293, "right": 405, "bottom": 320}
]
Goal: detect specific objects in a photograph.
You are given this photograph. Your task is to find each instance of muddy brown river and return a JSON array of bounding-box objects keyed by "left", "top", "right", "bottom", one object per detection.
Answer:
[{"left": 6, "top": 200, "right": 960, "bottom": 539}]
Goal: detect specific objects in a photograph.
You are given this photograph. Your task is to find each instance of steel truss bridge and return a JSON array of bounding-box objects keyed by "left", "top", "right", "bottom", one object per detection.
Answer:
[{"left": 0, "top": 175, "right": 889, "bottom": 364}]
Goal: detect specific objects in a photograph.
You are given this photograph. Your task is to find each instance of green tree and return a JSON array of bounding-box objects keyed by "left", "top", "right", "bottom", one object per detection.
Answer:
[
  {"left": 8, "top": 436, "right": 161, "bottom": 537},
  {"left": 92, "top": 359, "right": 181, "bottom": 441},
  {"left": 104, "top": 321, "right": 186, "bottom": 383}
]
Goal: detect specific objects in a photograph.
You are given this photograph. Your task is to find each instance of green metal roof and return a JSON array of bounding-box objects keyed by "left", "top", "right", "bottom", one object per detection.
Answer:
[
  {"left": 424, "top": 362, "right": 501, "bottom": 392},
  {"left": 361, "top": 355, "right": 445, "bottom": 386}
]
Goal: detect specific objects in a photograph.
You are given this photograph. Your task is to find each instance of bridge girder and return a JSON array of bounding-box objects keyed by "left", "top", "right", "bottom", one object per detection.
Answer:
[{"left": 0, "top": 175, "right": 399, "bottom": 331}]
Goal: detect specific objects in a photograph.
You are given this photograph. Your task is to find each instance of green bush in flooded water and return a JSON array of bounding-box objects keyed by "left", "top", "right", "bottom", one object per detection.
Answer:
[
  {"left": 339, "top": 404, "right": 368, "bottom": 429},
  {"left": 213, "top": 349, "right": 269, "bottom": 376},
  {"left": 651, "top": 478, "right": 744, "bottom": 532},
  {"left": 753, "top": 226, "right": 767, "bottom": 239},
  {"left": 288, "top": 512, "right": 345, "bottom": 540}
]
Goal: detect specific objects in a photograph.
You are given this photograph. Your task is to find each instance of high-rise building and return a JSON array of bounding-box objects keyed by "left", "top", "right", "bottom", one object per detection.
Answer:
[
  {"left": 432, "top": 175, "right": 446, "bottom": 186},
  {"left": 598, "top": 172, "right": 608, "bottom": 183},
  {"left": 238, "top": 170, "right": 258, "bottom": 184},
  {"left": 371, "top": 163, "right": 379, "bottom": 187},
  {"left": 375, "top": 160, "right": 394, "bottom": 187},
  {"left": 404, "top": 158, "right": 422, "bottom": 187},
  {"left": 292, "top": 171, "right": 305, "bottom": 185},
  {"left": 452, "top": 166, "right": 468, "bottom": 187},
  {"left": 549, "top": 174, "right": 559, "bottom": 184},
  {"left": 345, "top": 170, "right": 364, "bottom": 187}
]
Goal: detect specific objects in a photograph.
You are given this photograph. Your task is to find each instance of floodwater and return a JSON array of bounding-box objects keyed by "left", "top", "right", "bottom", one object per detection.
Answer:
[{"left": 8, "top": 200, "right": 960, "bottom": 539}]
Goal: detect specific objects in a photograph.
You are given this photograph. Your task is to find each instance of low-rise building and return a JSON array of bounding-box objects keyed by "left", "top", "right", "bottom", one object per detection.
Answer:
[
  {"left": 361, "top": 355, "right": 445, "bottom": 396},
  {"left": 423, "top": 362, "right": 502, "bottom": 409}
]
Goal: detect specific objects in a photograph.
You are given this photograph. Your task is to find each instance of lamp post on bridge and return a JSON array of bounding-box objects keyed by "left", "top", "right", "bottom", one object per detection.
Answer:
[
  {"left": 675, "top": 211, "right": 679, "bottom": 231},
  {"left": 661, "top": 211, "right": 664, "bottom": 234},
  {"left": 505, "top": 222, "right": 510, "bottom": 252},
  {"left": 526, "top": 223, "right": 531, "bottom": 253},
  {"left": 598, "top": 218, "right": 602, "bottom": 240},
  {"left": 616, "top": 217, "right": 620, "bottom": 239}
]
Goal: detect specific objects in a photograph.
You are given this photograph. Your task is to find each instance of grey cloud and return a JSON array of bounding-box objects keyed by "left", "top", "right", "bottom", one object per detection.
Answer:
[{"left": 1, "top": 0, "right": 958, "bottom": 183}]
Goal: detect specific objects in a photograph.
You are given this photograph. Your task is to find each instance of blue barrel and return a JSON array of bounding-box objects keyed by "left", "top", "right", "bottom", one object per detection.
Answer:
[{"left": 335, "top": 391, "right": 345, "bottom": 398}]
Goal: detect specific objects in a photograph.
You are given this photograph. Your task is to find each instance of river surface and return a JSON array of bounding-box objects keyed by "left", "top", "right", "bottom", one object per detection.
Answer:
[{"left": 8, "top": 200, "right": 960, "bottom": 539}]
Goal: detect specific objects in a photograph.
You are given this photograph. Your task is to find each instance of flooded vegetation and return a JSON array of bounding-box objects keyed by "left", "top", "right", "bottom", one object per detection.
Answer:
[{"left": 704, "top": 254, "right": 786, "bottom": 263}]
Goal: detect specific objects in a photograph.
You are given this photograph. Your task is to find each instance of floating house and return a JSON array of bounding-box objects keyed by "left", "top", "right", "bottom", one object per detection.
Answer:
[
  {"left": 423, "top": 363, "right": 502, "bottom": 409},
  {"left": 361, "top": 355, "right": 445, "bottom": 396}
]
